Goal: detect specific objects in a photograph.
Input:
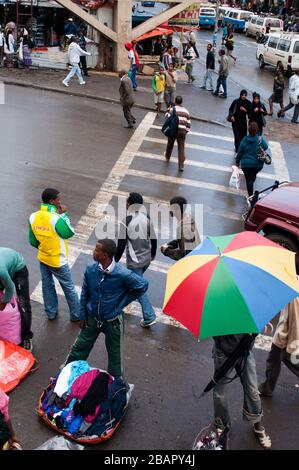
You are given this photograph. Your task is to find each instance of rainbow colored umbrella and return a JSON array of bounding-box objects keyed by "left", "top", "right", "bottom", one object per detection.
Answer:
[{"left": 163, "top": 232, "right": 299, "bottom": 340}]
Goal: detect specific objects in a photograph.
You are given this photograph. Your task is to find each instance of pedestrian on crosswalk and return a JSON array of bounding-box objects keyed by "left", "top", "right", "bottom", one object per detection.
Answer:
[
  {"left": 115, "top": 193, "right": 157, "bottom": 328},
  {"left": 165, "top": 96, "right": 191, "bottom": 172},
  {"left": 161, "top": 196, "right": 200, "bottom": 260},
  {"left": 119, "top": 69, "right": 136, "bottom": 129}
]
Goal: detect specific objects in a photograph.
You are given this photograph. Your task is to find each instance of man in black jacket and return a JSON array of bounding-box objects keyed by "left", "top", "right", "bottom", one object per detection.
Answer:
[
  {"left": 212, "top": 333, "right": 272, "bottom": 449},
  {"left": 200, "top": 43, "right": 215, "bottom": 92}
]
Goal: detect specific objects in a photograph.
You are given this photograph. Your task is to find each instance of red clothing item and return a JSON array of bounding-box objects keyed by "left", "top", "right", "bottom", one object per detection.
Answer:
[{"left": 69, "top": 369, "right": 100, "bottom": 401}]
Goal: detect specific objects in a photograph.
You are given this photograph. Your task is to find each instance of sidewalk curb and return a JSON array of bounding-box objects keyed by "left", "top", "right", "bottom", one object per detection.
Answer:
[{"left": 2, "top": 77, "right": 230, "bottom": 129}]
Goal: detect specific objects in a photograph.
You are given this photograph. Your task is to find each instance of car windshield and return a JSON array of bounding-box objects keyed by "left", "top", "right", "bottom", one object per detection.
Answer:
[
  {"left": 293, "top": 41, "right": 299, "bottom": 53},
  {"left": 240, "top": 12, "right": 252, "bottom": 20},
  {"left": 266, "top": 19, "right": 281, "bottom": 27},
  {"left": 200, "top": 9, "right": 215, "bottom": 16}
]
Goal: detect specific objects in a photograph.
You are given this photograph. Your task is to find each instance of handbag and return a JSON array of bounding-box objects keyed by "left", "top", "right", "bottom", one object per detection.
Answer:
[
  {"left": 256, "top": 136, "right": 272, "bottom": 165},
  {"left": 162, "top": 106, "right": 179, "bottom": 139},
  {"left": 227, "top": 101, "right": 237, "bottom": 122}
]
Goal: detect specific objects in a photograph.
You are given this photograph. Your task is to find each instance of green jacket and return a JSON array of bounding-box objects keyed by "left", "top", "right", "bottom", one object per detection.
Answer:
[{"left": 0, "top": 247, "right": 26, "bottom": 303}]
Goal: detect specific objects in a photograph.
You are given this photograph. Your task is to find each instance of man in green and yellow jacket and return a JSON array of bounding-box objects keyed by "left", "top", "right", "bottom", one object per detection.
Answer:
[{"left": 28, "top": 188, "right": 80, "bottom": 321}]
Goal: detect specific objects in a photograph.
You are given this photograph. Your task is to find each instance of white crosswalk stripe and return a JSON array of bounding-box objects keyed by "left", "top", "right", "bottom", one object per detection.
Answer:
[{"left": 31, "top": 112, "right": 288, "bottom": 351}]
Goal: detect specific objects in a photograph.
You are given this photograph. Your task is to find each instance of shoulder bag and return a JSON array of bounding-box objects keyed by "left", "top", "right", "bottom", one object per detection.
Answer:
[{"left": 256, "top": 136, "right": 272, "bottom": 165}]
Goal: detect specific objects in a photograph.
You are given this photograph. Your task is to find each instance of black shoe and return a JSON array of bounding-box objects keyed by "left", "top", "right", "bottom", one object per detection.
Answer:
[
  {"left": 291, "top": 120, "right": 298, "bottom": 124},
  {"left": 212, "top": 92, "right": 218, "bottom": 96},
  {"left": 124, "top": 124, "right": 134, "bottom": 128}
]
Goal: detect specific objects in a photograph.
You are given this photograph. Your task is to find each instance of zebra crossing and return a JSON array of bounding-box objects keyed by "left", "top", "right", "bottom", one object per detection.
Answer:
[{"left": 31, "top": 112, "right": 289, "bottom": 351}]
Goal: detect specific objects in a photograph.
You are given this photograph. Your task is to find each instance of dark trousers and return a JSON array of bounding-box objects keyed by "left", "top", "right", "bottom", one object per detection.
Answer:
[
  {"left": 242, "top": 167, "right": 260, "bottom": 196},
  {"left": 215, "top": 75, "right": 227, "bottom": 97},
  {"left": 259, "top": 343, "right": 299, "bottom": 395},
  {"left": 123, "top": 104, "right": 135, "bottom": 125},
  {"left": 80, "top": 55, "right": 88, "bottom": 76},
  {"left": 12, "top": 266, "right": 33, "bottom": 341},
  {"left": 281, "top": 100, "right": 299, "bottom": 123},
  {"left": 66, "top": 316, "right": 124, "bottom": 378},
  {"left": 191, "top": 42, "right": 199, "bottom": 57},
  {"left": 232, "top": 124, "right": 247, "bottom": 152},
  {"left": 165, "top": 129, "right": 186, "bottom": 167}
]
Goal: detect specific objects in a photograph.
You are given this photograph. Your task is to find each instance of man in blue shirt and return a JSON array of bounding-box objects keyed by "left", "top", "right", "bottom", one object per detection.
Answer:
[{"left": 65, "top": 239, "right": 149, "bottom": 377}]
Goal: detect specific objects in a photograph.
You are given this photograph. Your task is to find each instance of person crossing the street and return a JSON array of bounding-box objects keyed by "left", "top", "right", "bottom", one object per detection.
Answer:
[
  {"left": 115, "top": 192, "right": 157, "bottom": 328},
  {"left": 62, "top": 36, "right": 91, "bottom": 87},
  {"left": 164, "top": 96, "right": 191, "bottom": 172},
  {"left": 213, "top": 49, "right": 229, "bottom": 99}
]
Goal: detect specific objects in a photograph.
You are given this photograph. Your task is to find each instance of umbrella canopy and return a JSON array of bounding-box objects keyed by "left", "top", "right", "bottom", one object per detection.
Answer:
[
  {"left": 163, "top": 231, "right": 299, "bottom": 340},
  {"left": 135, "top": 27, "right": 174, "bottom": 42}
]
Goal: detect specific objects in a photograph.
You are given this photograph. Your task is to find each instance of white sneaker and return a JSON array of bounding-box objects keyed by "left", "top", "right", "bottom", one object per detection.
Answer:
[
  {"left": 62, "top": 80, "right": 69, "bottom": 87},
  {"left": 80, "top": 81, "right": 86, "bottom": 85},
  {"left": 140, "top": 319, "right": 157, "bottom": 328}
]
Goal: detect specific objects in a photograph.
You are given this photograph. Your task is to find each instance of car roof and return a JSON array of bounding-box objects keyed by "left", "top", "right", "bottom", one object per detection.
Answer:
[
  {"left": 266, "top": 32, "right": 299, "bottom": 39},
  {"left": 256, "top": 183, "right": 299, "bottom": 216}
]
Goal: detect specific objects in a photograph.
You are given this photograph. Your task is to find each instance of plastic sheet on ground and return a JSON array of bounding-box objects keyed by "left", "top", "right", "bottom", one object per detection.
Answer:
[{"left": 35, "top": 435, "right": 84, "bottom": 450}]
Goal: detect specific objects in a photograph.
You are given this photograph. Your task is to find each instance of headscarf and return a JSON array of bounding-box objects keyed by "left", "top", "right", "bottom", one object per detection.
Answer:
[
  {"left": 125, "top": 42, "right": 139, "bottom": 67},
  {"left": 240, "top": 89, "right": 247, "bottom": 98},
  {"left": 252, "top": 92, "right": 261, "bottom": 102}
]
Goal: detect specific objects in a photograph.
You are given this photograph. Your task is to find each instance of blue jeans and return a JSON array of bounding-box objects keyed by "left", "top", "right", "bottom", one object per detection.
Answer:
[
  {"left": 64, "top": 63, "right": 84, "bottom": 84},
  {"left": 40, "top": 262, "right": 80, "bottom": 320},
  {"left": 202, "top": 69, "right": 213, "bottom": 90},
  {"left": 213, "top": 348, "right": 263, "bottom": 427},
  {"left": 130, "top": 64, "right": 138, "bottom": 90},
  {"left": 215, "top": 75, "right": 227, "bottom": 97},
  {"left": 129, "top": 265, "right": 156, "bottom": 323}
]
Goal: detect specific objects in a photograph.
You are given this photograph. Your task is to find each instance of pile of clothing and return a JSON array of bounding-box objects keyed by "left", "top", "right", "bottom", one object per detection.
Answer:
[
  {"left": 193, "top": 420, "right": 228, "bottom": 451},
  {"left": 40, "top": 361, "right": 130, "bottom": 441}
]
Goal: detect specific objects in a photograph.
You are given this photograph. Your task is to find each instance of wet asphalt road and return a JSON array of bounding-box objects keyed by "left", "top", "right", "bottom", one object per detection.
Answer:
[{"left": 0, "top": 85, "right": 299, "bottom": 450}]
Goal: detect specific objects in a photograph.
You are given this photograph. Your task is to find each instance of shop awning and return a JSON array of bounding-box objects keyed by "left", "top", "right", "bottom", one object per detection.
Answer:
[{"left": 136, "top": 27, "right": 174, "bottom": 42}]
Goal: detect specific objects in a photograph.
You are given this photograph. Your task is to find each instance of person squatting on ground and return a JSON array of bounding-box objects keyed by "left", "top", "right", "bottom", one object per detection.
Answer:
[
  {"left": 29, "top": 188, "right": 80, "bottom": 322},
  {"left": 161, "top": 196, "right": 200, "bottom": 261},
  {"left": 0, "top": 388, "right": 22, "bottom": 450},
  {"left": 259, "top": 296, "right": 299, "bottom": 397},
  {"left": 119, "top": 69, "right": 136, "bottom": 129},
  {"left": 236, "top": 122, "right": 269, "bottom": 196},
  {"left": 65, "top": 239, "right": 149, "bottom": 378},
  {"left": 164, "top": 96, "right": 191, "bottom": 172},
  {"left": 115, "top": 192, "right": 157, "bottom": 328},
  {"left": 212, "top": 333, "right": 272, "bottom": 449},
  {"left": 0, "top": 247, "right": 33, "bottom": 351},
  {"left": 62, "top": 36, "right": 90, "bottom": 87}
]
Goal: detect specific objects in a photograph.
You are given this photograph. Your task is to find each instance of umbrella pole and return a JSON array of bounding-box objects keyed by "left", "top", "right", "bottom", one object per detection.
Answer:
[{"left": 200, "top": 335, "right": 257, "bottom": 397}]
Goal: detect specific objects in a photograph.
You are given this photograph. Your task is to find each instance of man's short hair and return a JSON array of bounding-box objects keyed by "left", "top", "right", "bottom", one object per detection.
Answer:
[
  {"left": 41, "top": 188, "right": 60, "bottom": 204},
  {"left": 97, "top": 239, "right": 117, "bottom": 258},
  {"left": 175, "top": 96, "right": 183, "bottom": 105},
  {"left": 127, "top": 192, "right": 143, "bottom": 206},
  {"left": 170, "top": 196, "right": 187, "bottom": 214}
]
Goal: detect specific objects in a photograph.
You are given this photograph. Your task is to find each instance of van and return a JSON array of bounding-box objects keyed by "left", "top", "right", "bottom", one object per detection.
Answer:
[
  {"left": 218, "top": 6, "right": 233, "bottom": 27},
  {"left": 256, "top": 32, "right": 299, "bottom": 72},
  {"left": 246, "top": 15, "right": 283, "bottom": 39},
  {"left": 222, "top": 9, "right": 253, "bottom": 32},
  {"left": 199, "top": 6, "right": 216, "bottom": 29}
]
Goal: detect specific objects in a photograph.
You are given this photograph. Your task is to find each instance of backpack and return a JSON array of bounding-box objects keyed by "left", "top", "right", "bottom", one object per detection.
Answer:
[{"left": 162, "top": 106, "right": 179, "bottom": 139}]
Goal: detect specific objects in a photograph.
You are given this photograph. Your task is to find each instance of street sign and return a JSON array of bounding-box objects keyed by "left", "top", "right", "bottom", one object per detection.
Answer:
[{"left": 168, "top": 2, "right": 200, "bottom": 27}]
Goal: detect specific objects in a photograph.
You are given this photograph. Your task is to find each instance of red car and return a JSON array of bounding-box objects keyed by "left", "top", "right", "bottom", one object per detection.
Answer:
[{"left": 244, "top": 182, "right": 299, "bottom": 267}]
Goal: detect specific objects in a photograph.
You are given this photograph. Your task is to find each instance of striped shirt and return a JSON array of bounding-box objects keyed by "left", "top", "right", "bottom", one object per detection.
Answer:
[{"left": 166, "top": 105, "right": 191, "bottom": 133}]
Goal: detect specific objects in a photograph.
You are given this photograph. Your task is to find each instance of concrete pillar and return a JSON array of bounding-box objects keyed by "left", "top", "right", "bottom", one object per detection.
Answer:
[{"left": 114, "top": 0, "right": 132, "bottom": 72}]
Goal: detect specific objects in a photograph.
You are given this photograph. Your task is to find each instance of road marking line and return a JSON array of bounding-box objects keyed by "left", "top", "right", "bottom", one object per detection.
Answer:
[
  {"left": 126, "top": 168, "right": 247, "bottom": 196},
  {"left": 30, "top": 112, "right": 157, "bottom": 300},
  {"left": 143, "top": 136, "right": 232, "bottom": 155},
  {"left": 135, "top": 150, "right": 277, "bottom": 181},
  {"left": 31, "top": 284, "right": 271, "bottom": 352},
  {"left": 151, "top": 125, "right": 234, "bottom": 142},
  {"left": 269, "top": 141, "right": 290, "bottom": 182},
  {"left": 99, "top": 188, "right": 242, "bottom": 221}
]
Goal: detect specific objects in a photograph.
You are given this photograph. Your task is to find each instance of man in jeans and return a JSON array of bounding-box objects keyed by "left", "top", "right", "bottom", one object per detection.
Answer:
[
  {"left": 200, "top": 43, "right": 215, "bottom": 92},
  {"left": 115, "top": 193, "right": 157, "bottom": 328},
  {"left": 65, "top": 239, "right": 149, "bottom": 377},
  {"left": 165, "top": 96, "right": 191, "bottom": 172},
  {"left": 212, "top": 334, "right": 271, "bottom": 449},
  {"left": 277, "top": 70, "right": 299, "bottom": 123},
  {"left": 0, "top": 247, "right": 33, "bottom": 351},
  {"left": 29, "top": 188, "right": 80, "bottom": 322},
  {"left": 213, "top": 49, "right": 229, "bottom": 99}
]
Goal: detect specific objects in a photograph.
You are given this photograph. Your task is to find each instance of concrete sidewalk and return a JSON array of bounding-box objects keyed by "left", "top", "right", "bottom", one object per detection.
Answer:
[{"left": 0, "top": 66, "right": 297, "bottom": 142}]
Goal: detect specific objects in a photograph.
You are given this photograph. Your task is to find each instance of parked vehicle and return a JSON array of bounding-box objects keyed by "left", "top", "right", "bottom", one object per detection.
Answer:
[
  {"left": 244, "top": 181, "right": 299, "bottom": 270},
  {"left": 218, "top": 6, "right": 233, "bottom": 27},
  {"left": 256, "top": 32, "right": 299, "bottom": 72},
  {"left": 246, "top": 15, "right": 283, "bottom": 39},
  {"left": 199, "top": 6, "right": 216, "bottom": 29},
  {"left": 222, "top": 9, "right": 253, "bottom": 32}
]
